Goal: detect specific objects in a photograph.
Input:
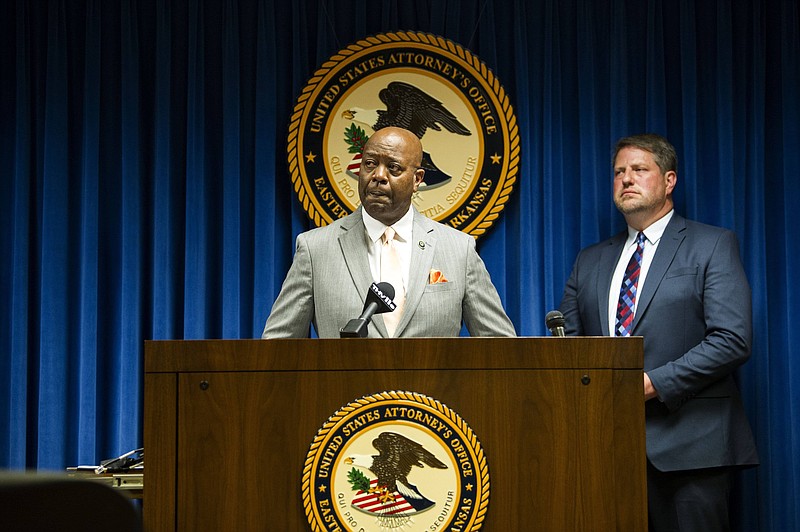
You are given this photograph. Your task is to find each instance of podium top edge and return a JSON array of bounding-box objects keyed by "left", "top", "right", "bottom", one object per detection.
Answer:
[{"left": 144, "top": 337, "right": 643, "bottom": 373}]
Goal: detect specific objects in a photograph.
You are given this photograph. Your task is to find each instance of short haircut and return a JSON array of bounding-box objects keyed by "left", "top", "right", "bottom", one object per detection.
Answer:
[{"left": 613, "top": 133, "right": 678, "bottom": 174}]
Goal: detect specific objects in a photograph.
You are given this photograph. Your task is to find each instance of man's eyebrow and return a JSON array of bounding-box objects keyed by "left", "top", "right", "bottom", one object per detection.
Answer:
[{"left": 362, "top": 152, "right": 404, "bottom": 164}]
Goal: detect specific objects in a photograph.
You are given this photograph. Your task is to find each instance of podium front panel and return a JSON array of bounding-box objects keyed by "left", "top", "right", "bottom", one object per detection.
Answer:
[{"left": 144, "top": 337, "right": 646, "bottom": 531}]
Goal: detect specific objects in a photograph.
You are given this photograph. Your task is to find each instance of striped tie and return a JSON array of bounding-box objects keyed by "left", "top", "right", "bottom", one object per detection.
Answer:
[{"left": 615, "top": 232, "right": 646, "bottom": 337}]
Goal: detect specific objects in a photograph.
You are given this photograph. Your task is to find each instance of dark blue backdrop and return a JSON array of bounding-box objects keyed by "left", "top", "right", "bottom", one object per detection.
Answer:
[{"left": 1, "top": 1, "right": 797, "bottom": 529}]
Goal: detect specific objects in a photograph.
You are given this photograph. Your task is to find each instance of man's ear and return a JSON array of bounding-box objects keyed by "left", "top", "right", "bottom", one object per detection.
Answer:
[
  {"left": 413, "top": 167, "right": 425, "bottom": 190},
  {"left": 665, "top": 170, "right": 677, "bottom": 195}
]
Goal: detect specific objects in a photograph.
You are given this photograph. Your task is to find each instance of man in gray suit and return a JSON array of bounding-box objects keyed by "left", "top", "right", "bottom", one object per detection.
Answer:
[
  {"left": 263, "top": 126, "right": 515, "bottom": 339},
  {"left": 559, "top": 134, "right": 758, "bottom": 531}
]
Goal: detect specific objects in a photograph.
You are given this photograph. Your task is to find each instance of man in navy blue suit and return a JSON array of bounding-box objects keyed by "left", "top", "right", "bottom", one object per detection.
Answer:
[{"left": 559, "top": 134, "right": 758, "bottom": 531}]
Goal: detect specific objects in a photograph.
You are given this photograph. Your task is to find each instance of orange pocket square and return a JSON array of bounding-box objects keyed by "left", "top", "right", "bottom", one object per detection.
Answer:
[{"left": 428, "top": 269, "right": 448, "bottom": 284}]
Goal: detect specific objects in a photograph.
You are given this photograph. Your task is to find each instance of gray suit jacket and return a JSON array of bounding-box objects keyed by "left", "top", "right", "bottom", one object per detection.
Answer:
[
  {"left": 559, "top": 214, "right": 758, "bottom": 471},
  {"left": 263, "top": 207, "right": 516, "bottom": 339}
]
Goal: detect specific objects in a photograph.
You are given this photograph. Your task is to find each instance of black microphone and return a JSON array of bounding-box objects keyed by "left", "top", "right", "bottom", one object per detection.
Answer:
[
  {"left": 545, "top": 310, "right": 566, "bottom": 337},
  {"left": 339, "top": 282, "right": 397, "bottom": 338}
]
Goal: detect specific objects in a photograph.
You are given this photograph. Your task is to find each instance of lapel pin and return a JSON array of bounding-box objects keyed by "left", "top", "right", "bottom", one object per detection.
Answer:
[{"left": 418, "top": 241, "right": 425, "bottom": 249}]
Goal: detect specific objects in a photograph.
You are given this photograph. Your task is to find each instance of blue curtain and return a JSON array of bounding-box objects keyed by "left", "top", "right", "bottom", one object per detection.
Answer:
[{"left": 1, "top": 0, "right": 797, "bottom": 529}]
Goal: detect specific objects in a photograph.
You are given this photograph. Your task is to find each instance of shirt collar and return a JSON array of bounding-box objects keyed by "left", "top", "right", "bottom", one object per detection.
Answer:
[
  {"left": 362, "top": 206, "right": 414, "bottom": 243},
  {"left": 627, "top": 209, "right": 674, "bottom": 246}
]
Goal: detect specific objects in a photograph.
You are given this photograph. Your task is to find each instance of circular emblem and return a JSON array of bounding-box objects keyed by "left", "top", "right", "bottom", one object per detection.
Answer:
[
  {"left": 302, "top": 391, "right": 489, "bottom": 531},
  {"left": 287, "top": 31, "right": 519, "bottom": 238}
]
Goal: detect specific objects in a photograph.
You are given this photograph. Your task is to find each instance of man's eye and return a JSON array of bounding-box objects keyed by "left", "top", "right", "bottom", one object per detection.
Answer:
[
  {"left": 388, "top": 163, "right": 402, "bottom": 174},
  {"left": 363, "top": 160, "right": 377, "bottom": 168}
]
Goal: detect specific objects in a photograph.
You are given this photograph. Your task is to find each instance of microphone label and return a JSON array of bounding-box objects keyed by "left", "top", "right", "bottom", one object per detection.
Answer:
[{"left": 371, "top": 284, "right": 397, "bottom": 311}]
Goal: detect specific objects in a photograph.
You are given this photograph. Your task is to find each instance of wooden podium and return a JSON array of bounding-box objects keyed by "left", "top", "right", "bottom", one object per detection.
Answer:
[{"left": 144, "top": 337, "right": 646, "bottom": 531}]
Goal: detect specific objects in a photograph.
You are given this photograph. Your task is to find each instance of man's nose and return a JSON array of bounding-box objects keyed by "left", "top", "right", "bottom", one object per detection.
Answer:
[
  {"left": 371, "top": 164, "right": 389, "bottom": 182},
  {"left": 620, "top": 169, "right": 634, "bottom": 183}
]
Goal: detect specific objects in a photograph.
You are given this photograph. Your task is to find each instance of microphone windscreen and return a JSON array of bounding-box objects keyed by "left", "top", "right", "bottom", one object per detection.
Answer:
[
  {"left": 545, "top": 310, "right": 565, "bottom": 329},
  {"left": 375, "top": 281, "right": 395, "bottom": 301}
]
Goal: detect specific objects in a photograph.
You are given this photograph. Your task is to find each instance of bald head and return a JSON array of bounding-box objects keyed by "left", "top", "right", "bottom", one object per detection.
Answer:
[{"left": 367, "top": 127, "right": 423, "bottom": 164}]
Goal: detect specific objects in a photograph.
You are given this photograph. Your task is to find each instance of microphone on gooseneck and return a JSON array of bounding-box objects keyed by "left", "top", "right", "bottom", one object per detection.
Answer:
[
  {"left": 545, "top": 310, "right": 566, "bottom": 337},
  {"left": 339, "top": 282, "right": 397, "bottom": 338}
]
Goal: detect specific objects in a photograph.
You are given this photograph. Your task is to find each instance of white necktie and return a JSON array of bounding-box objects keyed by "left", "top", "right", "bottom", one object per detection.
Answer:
[{"left": 380, "top": 227, "right": 405, "bottom": 337}]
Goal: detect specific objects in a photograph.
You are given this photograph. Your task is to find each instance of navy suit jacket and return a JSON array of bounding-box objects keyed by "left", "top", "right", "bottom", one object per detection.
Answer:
[{"left": 559, "top": 214, "right": 758, "bottom": 471}]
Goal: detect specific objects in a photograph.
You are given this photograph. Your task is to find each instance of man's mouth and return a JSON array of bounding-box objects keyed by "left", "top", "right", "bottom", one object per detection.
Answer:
[{"left": 367, "top": 188, "right": 389, "bottom": 198}]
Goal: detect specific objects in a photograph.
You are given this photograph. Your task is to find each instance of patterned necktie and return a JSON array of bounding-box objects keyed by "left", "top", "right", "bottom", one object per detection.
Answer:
[
  {"left": 380, "top": 227, "right": 405, "bottom": 337},
  {"left": 615, "top": 232, "right": 646, "bottom": 337}
]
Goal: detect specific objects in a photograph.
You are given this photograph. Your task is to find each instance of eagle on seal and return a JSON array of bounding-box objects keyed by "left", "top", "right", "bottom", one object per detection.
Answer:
[
  {"left": 342, "top": 81, "right": 472, "bottom": 189},
  {"left": 345, "top": 431, "right": 448, "bottom": 501},
  {"left": 373, "top": 81, "right": 471, "bottom": 139}
]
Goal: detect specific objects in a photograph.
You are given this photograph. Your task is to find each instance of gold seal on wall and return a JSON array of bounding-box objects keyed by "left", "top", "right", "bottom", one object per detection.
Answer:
[
  {"left": 287, "top": 31, "right": 519, "bottom": 238},
  {"left": 302, "top": 391, "right": 489, "bottom": 531}
]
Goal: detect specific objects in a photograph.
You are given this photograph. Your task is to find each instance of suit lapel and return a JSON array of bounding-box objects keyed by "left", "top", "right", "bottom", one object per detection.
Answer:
[
  {"left": 631, "top": 215, "right": 687, "bottom": 332},
  {"left": 597, "top": 232, "right": 627, "bottom": 336},
  {"left": 392, "top": 210, "right": 436, "bottom": 337},
  {"left": 338, "top": 208, "right": 389, "bottom": 337}
]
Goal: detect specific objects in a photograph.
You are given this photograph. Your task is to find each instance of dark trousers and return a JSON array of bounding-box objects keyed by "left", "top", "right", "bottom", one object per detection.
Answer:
[{"left": 647, "top": 460, "right": 733, "bottom": 532}]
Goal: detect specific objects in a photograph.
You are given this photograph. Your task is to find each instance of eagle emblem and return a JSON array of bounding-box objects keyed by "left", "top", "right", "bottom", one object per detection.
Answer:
[
  {"left": 345, "top": 431, "right": 448, "bottom": 517},
  {"left": 342, "top": 81, "right": 472, "bottom": 189},
  {"left": 302, "top": 390, "right": 489, "bottom": 531}
]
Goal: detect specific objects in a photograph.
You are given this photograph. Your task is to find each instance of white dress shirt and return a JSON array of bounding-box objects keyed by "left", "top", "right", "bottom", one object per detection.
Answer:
[
  {"left": 607, "top": 210, "right": 674, "bottom": 335},
  {"left": 362, "top": 207, "right": 414, "bottom": 288}
]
